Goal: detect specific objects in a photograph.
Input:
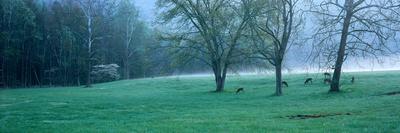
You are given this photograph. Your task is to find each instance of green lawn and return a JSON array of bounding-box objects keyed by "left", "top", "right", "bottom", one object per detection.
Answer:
[{"left": 1, "top": 71, "right": 400, "bottom": 132}]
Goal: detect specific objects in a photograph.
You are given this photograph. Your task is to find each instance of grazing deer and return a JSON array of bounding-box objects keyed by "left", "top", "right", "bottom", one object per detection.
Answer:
[
  {"left": 323, "top": 72, "right": 331, "bottom": 79},
  {"left": 324, "top": 78, "right": 331, "bottom": 84},
  {"left": 304, "top": 78, "right": 313, "bottom": 85},
  {"left": 236, "top": 88, "right": 244, "bottom": 94},
  {"left": 351, "top": 76, "right": 355, "bottom": 84},
  {"left": 282, "top": 81, "right": 289, "bottom": 87}
]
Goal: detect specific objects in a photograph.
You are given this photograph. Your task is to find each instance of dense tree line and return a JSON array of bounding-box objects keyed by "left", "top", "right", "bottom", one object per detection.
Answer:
[{"left": 0, "top": 0, "right": 174, "bottom": 87}]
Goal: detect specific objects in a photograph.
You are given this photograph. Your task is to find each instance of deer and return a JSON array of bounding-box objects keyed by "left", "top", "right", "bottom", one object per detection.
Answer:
[
  {"left": 282, "top": 81, "right": 289, "bottom": 87},
  {"left": 236, "top": 88, "right": 244, "bottom": 94},
  {"left": 304, "top": 78, "right": 313, "bottom": 85},
  {"left": 323, "top": 72, "right": 331, "bottom": 79}
]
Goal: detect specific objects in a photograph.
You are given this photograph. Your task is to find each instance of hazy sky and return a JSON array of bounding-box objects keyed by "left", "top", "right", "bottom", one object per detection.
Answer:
[
  {"left": 132, "top": 0, "right": 400, "bottom": 72},
  {"left": 134, "top": 0, "right": 157, "bottom": 22}
]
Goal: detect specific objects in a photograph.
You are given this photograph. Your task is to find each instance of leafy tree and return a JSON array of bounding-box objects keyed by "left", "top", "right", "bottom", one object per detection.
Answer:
[
  {"left": 114, "top": 0, "right": 144, "bottom": 79},
  {"left": 156, "top": 0, "right": 253, "bottom": 92}
]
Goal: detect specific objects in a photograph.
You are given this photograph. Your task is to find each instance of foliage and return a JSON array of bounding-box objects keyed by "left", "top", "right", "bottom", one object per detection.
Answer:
[
  {"left": 0, "top": 0, "right": 173, "bottom": 87},
  {"left": 156, "top": 0, "right": 254, "bottom": 92},
  {"left": 90, "top": 64, "right": 120, "bottom": 83}
]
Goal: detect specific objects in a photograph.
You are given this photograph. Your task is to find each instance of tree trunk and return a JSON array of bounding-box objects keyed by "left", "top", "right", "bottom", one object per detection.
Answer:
[
  {"left": 124, "top": 48, "right": 130, "bottom": 79},
  {"left": 124, "top": 16, "right": 132, "bottom": 80},
  {"left": 213, "top": 63, "right": 226, "bottom": 92},
  {"left": 85, "top": 11, "right": 93, "bottom": 88},
  {"left": 86, "top": 57, "right": 92, "bottom": 87},
  {"left": 275, "top": 61, "right": 283, "bottom": 96},
  {"left": 77, "top": 74, "right": 81, "bottom": 86},
  {"left": 215, "top": 75, "right": 225, "bottom": 92},
  {"left": 330, "top": 1, "right": 353, "bottom": 92},
  {"left": 34, "top": 69, "right": 41, "bottom": 87},
  {"left": 86, "top": 41, "right": 92, "bottom": 87},
  {"left": 1, "top": 55, "right": 4, "bottom": 88},
  {"left": 124, "top": 62, "right": 130, "bottom": 79}
]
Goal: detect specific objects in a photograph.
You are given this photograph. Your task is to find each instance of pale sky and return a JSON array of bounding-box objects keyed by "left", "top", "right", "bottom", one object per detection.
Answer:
[
  {"left": 132, "top": 0, "right": 400, "bottom": 72},
  {"left": 134, "top": 0, "right": 157, "bottom": 22}
]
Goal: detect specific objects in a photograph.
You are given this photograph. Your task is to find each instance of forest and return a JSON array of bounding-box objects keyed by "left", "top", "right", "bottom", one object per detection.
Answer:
[{"left": 0, "top": 0, "right": 177, "bottom": 88}]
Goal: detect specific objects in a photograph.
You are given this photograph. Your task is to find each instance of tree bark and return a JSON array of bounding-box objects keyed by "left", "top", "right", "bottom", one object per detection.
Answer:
[
  {"left": 79, "top": 0, "right": 94, "bottom": 88},
  {"left": 86, "top": 35, "right": 92, "bottom": 87},
  {"left": 215, "top": 76, "right": 225, "bottom": 92},
  {"left": 1, "top": 55, "right": 4, "bottom": 87},
  {"left": 275, "top": 61, "right": 283, "bottom": 96},
  {"left": 33, "top": 69, "right": 41, "bottom": 87},
  {"left": 85, "top": 8, "right": 93, "bottom": 88},
  {"left": 86, "top": 38, "right": 92, "bottom": 87},
  {"left": 77, "top": 72, "right": 81, "bottom": 86},
  {"left": 86, "top": 56, "right": 92, "bottom": 87},
  {"left": 124, "top": 15, "right": 133, "bottom": 80},
  {"left": 330, "top": 0, "right": 353, "bottom": 92},
  {"left": 124, "top": 60, "right": 130, "bottom": 79},
  {"left": 213, "top": 63, "right": 226, "bottom": 92},
  {"left": 124, "top": 47, "right": 130, "bottom": 79}
]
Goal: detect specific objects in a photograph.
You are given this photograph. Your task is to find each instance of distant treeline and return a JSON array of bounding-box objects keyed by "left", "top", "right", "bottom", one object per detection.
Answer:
[{"left": 0, "top": 0, "right": 178, "bottom": 87}]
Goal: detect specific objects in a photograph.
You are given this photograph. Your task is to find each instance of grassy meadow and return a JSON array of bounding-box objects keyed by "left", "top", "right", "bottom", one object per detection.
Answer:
[{"left": 1, "top": 71, "right": 400, "bottom": 132}]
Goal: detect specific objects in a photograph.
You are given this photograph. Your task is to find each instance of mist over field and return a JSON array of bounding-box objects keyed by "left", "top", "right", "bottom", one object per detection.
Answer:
[{"left": 134, "top": 0, "right": 400, "bottom": 75}]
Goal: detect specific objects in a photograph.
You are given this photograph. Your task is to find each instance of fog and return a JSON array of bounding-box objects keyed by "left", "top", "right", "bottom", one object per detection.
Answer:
[
  {"left": 135, "top": 0, "right": 400, "bottom": 75},
  {"left": 134, "top": 0, "right": 157, "bottom": 22}
]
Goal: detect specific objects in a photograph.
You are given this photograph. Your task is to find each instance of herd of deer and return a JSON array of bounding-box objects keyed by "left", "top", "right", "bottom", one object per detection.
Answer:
[
  {"left": 291, "top": 72, "right": 355, "bottom": 87},
  {"left": 236, "top": 73, "right": 355, "bottom": 94}
]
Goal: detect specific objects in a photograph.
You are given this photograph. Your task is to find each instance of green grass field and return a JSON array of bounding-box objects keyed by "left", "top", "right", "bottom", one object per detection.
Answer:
[{"left": 1, "top": 71, "right": 400, "bottom": 132}]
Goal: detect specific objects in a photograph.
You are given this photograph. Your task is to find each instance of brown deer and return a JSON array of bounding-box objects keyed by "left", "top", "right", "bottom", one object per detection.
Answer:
[
  {"left": 236, "top": 88, "right": 244, "bottom": 94},
  {"left": 304, "top": 78, "right": 313, "bottom": 85},
  {"left": 282, "top": 81, "right": 289, "bottom": 87},
  {"left": 323, "top": 72, "right": 331, "bottom": 79}
]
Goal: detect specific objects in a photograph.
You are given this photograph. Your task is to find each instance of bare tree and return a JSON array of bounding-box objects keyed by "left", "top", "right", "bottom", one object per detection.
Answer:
[
  {"left": 248, "top": 0, "right": 303, "bottom": 96},
  {"left": 77, "top": 0, "right": 116, "bottom": 87},
  {"left": 310, "top": 0, "right": 400, "bottom": 92},
  {"left": 157, "top": 0, "right": 253, "bottom": 92},
  {"left": 78, "top": 0, "right": 95, "bottom": 87},
  {"left": 116, "top": 0, "right": 142, "bottom": 79}
]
